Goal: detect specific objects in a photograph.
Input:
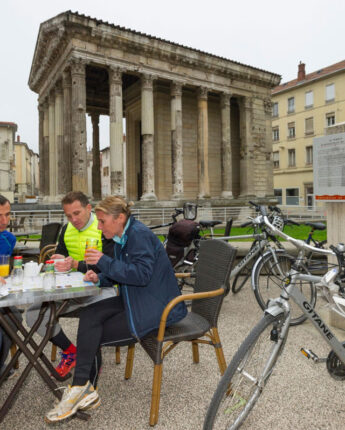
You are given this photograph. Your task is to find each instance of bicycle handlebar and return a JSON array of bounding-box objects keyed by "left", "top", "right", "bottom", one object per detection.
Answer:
[{"left": 241, "top": 221, "right": 253, "bottom": 228}]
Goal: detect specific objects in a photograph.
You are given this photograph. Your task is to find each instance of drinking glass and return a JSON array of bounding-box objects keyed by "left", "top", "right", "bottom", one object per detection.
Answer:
[
  {"left": 0, "top": 255, "right": 10, "bottom": 277},
  {"left": 85, "top": 238, "right": 99, "bottom": 270}
]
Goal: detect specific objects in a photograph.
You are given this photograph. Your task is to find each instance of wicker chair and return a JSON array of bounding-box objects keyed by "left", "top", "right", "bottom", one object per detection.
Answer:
[
  {"left": 16, "top": 222, "right": 62, "bottom": 262},
  {"left": 133, "top": 239, "right": 236, "bottom": 426}
]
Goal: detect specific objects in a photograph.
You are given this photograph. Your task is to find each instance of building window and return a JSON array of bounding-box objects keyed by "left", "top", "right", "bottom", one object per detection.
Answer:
[
  {"left": 272, "top": 127, "right": 279, "bottom": 142},
  {"left": 273, "top": 151, "right": 279, "bottom": 168},
  {"left": 272, "top": 102, "right": 279, "bottom": 117},
  {"left": 286, "top": 188, "right": 299, "bottom": 205},
  {"left": 288, "top": 149, "right": 296, "bottom": 167},
  {"left": 287, "top": 97, "right": 295, "bottom": 113},
  {"left": 274, "top": 189, "right": 282, "bottom": 205},
  {"left": 306, "top": 146, "right": 313, "bottom": 165},
  {"left": 305, "top": 91, "right": 313, "bottom": 108},
  {"left": 288, "top": 122, "right": 296, "bottom": 139},
  {"left": 305, "top": 117, "right": 314, "bottom": 135},
  {"left": 103, "top": 166, "right": 109, "bottom": 176},
  {"left": 326, "top": 112, "right": 335, "bottom": 127},
  {"left": 326, "top": 83, "right": 335, "bottom": 102}
]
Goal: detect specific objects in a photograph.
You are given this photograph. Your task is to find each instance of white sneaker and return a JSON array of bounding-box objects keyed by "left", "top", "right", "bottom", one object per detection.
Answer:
[{"left": 45, "top": 381, "right": 99, "bottom": 422}]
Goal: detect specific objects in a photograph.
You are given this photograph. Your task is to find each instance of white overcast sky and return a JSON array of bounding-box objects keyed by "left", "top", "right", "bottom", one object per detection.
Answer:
[{"left": 1, "top": 0, "right": 345, "bottom": 153}]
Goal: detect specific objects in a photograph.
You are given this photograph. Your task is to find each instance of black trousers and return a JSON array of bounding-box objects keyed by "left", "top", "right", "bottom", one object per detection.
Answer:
[{"left": 72, "top": 296, "right": 135, "bottom": 387}]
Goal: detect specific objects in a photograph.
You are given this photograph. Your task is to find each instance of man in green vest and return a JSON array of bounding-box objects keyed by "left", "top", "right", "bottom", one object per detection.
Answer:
[{"left": 26, "top": 191, "right": 115, "bottom": 378}]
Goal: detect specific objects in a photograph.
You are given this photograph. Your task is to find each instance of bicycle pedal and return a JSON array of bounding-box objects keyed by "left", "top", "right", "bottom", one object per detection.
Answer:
[{"left": 300, "top": 348, "right": 326, "bottom": 363}]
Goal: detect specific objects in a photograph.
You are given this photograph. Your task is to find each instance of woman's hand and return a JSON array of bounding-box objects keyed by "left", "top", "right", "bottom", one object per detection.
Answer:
[
  {"left": 84, "top": 270, "right": 99, "bottom": 283},
  {"left": 84, "top": 248, "right": 104, "bottom": 266},
  {"left": 0, "top": 276, "right": 6, "bottom": 285}
]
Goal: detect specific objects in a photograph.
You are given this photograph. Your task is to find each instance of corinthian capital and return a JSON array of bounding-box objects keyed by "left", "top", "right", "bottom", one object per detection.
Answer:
[
  {"left": 171, "top": 81, "right": 183, "bottom": 97},
  {"left": 69, "top": 57, "right": 86, "bottom": 76},
  {"left": 109, "top": 66, "right": 123, "bottom": 85},
  {"left": 197, "top": 86, "right": 208, "bottom": 100},
  {"left": 141, "top": 73, "right": 155, "bottom": 90}
]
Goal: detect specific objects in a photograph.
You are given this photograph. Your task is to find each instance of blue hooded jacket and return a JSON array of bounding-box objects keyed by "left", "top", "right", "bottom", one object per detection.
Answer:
[
  {"left": 0, "top": 231, "right": 16, "bottom": 256},
  {"left": 96, "top": 216, "right": 187, "bottom": 339}
]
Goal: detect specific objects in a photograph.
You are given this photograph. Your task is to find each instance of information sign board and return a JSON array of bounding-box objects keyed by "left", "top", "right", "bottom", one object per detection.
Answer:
[{"left": 314, "top": 132, "right": 345, "bottom": 201}]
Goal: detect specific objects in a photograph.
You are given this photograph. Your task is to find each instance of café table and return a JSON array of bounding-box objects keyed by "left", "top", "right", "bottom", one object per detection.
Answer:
[{"left": 0, "top": 279, "right": 100, "bottom": 423}]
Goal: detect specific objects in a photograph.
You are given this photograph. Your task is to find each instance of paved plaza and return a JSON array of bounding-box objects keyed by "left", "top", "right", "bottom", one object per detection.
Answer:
[{"left": 1, "top": 278, "right": 345, "bottom": 429}]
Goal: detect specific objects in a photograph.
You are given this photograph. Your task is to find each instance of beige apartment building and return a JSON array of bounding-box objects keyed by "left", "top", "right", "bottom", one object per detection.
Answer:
[
  {"left": 14, "top": 136, "right": 39, "bottom": 202},
  {"left": 272, "top": 60, "right": 345, "bottom": 207}
]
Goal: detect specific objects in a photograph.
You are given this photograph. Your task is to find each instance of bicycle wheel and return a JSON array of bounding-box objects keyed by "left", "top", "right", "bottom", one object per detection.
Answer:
[
  {"left": 252, "top": 251, "right": 316, "bottom": 326},
  {"left": 203, "top": 312, "right": 288, "bottom": 430},
  {"left": 231, "top": 265, "right": 251, "bottom": 294},
  {"left": 176, "top": 262, "right": 196, "bottom": 293}
]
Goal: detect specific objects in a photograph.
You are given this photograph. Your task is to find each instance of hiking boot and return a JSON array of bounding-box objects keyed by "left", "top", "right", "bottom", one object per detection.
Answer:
[
  {"left": 45, "top": 382, "right": 98, "bottom": 422},
  {"left": 55, "top": 352, "right": 76, "bottom": 378}
]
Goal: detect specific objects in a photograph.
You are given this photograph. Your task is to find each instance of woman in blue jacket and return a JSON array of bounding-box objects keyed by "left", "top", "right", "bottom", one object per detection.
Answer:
[{"left": 46, "top": 196, "right": 187, "bottom": 423}]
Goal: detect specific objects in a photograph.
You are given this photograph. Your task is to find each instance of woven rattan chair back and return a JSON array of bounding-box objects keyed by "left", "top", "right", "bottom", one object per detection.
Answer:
[{"left": 191, "top": 239, "right": 236, "bottom": 326}]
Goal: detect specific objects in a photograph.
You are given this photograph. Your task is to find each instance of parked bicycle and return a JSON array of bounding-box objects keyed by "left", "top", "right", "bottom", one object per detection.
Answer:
[
  {"left": 251, "top": 213, "right": 329, "bottom": 326},
  {"left": 203, "top": 206, "right": 345, "bottom": 430}
]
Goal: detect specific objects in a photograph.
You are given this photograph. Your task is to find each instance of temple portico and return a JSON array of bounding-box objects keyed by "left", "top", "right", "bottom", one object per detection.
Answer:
[{"left": 29, "top": 11, "right": 280, "bottom": 204}]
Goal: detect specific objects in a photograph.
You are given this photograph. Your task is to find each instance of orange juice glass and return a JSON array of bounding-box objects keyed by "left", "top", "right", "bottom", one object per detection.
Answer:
[
  {"left": 85, "top": 238, "right": 98, "bottom": 258},
  {"left": 0, "top": 255, "right": 10, "bottom": 277}
]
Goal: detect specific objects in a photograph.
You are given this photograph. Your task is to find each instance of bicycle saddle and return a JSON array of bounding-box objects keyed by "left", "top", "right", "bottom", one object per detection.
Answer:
[
  {"left": 305, "top": 222, "right": 326, "bottom": 231},
  {"left": 199, "top": 220, "right": 222, "bottom": 228}
]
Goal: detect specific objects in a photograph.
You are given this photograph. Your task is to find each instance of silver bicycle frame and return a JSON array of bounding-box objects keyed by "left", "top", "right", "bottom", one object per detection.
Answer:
[{"left": 261, "top": 214, "right": 345, "bottom": 363}]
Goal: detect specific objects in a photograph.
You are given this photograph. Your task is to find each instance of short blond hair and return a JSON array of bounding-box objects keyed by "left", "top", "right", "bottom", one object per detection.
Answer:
[{"left": 95, "top": 196, "right": 133, "bottom": 219}]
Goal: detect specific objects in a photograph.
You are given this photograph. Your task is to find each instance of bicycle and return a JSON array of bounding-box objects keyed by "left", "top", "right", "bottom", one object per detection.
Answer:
[
  {"left": 177, "top": 202, "right": 300, "bottom": 298},
  {"left": 251, "top": 216, "right": 329, "bottom": 326},
  {"left": 203, "top": 206, "right": 345, "bottom": 430}
]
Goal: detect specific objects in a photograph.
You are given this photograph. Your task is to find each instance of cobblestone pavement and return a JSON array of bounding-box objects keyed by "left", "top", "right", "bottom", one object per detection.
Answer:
[{"left": 1, "top": 278, "right": 345, "bottom": 430}]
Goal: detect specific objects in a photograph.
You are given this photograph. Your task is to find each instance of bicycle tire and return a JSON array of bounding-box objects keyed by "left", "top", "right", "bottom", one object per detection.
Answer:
[
  {"left": 231, "top": 265, "right": 251, "bottom": 294},
  {"left": 252, "top": 251, "right": 316, "bottom": 326},
  {"left": 203, "top": 312, "right": 288, "bottom": 430},
  {"left": 176, "top": 262, "right": 197, "bottom": 292}
]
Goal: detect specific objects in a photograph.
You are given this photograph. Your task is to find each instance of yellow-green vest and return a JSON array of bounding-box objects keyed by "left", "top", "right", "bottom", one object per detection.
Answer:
[{"left": 64, "top": 216, "right": 102, "bottom": 261}]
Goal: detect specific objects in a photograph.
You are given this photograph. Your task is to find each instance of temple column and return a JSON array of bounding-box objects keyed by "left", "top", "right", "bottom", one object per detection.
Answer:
[
  {"left": 70, "top": 58, "right": 87, "bottom": 193},
  {"left": 197, "top": 87, "right": 210, "bottom": 199},
  {"left": 264, "top": 98, "right": 274, "bottom": 195},
  {"left": 62, "top": 69, "right": 72, "bottom": 193},
  {"left": 109, "top": 67, "right": 124, "bottom": 196},
  {"left": 91, "top": 113, "right": 101, "bottom": 200},
  {"left": 42, "top": 101, "right": 49, "bottom": 197},
  {"left": 220, "top": 93, "right": 233, "bottom": 198},
  {"left": 38, "top": 103, "right": 44, "bottom": 196},
  {"left": 141, "top": 74, "right": 157, "bottom": 201},
  {"left": 240, "top": 97, "right": 255, "bottom": 197},
  {"left": 55, "top": 82, "right": 64, "bottom": 197},
  {"left": 48, "top": 90, "right": 57, "bottom": 198},
  {"left": 171, "top": 82, "right": 184, "bottom": 199}
]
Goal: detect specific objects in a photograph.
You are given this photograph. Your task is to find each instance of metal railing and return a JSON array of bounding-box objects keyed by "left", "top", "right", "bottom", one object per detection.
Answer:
[{"left": 9, "top": 205, "right": 326, "bottom": 233}]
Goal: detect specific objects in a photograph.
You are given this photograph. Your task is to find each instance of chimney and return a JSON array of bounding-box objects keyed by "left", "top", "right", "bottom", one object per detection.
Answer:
[
  {"left": 17, "top": 135, "right": 20, "bottom": 142},
  {"left": 298, "top": 61, "right": 306, "bottom": 81}
]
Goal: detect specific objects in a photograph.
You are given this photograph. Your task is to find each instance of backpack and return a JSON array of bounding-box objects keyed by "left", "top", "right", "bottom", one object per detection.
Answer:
[{"left": 165, "top": 220, "right": 200, "bottom": 267}]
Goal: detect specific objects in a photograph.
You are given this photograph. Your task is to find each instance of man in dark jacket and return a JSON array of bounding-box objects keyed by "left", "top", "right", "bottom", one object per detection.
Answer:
[{"left": 45, "top": 196, "right": 187, "bottom": 423}]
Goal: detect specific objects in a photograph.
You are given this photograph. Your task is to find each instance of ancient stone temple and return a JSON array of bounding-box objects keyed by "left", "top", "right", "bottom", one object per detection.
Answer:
[{"left": 29, "top": 11, "right": 281, "bottom": 205}]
